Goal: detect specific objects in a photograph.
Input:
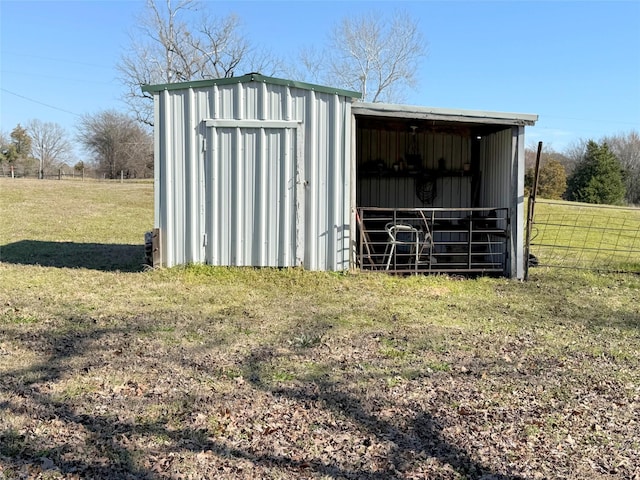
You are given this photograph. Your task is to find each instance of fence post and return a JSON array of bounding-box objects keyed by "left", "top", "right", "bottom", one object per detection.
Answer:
[
  {"left": 121, "top": 170, "right": 124, "bottom": 184},
  {"left": 524, "top": 141, "right": 543, "bottom": 281}
]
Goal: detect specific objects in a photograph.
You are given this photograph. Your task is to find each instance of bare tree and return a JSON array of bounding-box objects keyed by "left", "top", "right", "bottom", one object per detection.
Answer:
[
  {"left": 602, "top": 130, "right": 640, "bottom": 205},
  {"left": 562, "top": 139, "right": 589, "bottom": 175},
  {"left": 26, "top": 120, "right": 72, "bottom": 179},
  {"left": 118, "top": 0, "right": 279, "bottom": 126},
  {"left": 299, "top": 11, "right": 428, "bottom": 103},
  {"left": 77, "top": 111, "right": 152, "bottom": 179},
  {"left": 525, "top": 143, "right": 573, "bottom": 175}
]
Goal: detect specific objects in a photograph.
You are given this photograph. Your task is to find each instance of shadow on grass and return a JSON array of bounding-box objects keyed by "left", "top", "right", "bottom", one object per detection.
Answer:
[
  {"left": 238, "top": 346, "right": 526, "bottom": 480},
  {"left": 0, "top": 311, "right": 526, "bottom": 480},
  {"left": 0, "top": 240, "right": 145, "bottom": 272},
  {"left": 0, "top": 323, "right": 153, "bottom": 478}
]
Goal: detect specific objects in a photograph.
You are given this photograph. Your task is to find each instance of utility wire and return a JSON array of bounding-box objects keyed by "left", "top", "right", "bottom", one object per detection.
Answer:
[
  {"left": 0, "top": 51, "right": 111, "bottom": 70},
  {"left": 0, "top": 87, "right": 82, "bottom": 117},
  {"left": 0, "top": 69, "right": 115, "bottom": 86}
]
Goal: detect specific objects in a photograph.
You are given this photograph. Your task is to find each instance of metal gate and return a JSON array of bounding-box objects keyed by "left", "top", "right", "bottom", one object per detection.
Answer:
[
  {"left": 526, "top": 199, "right": 640, "bottom": 274},
  {"left": 525, "top": 143, "right": 640, "bottom": 277}
]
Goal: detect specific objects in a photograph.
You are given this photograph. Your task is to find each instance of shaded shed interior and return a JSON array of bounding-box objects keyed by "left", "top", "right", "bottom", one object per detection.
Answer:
[
  {"left": 355, "top": 114, "right": 514, "bottom": 209},
  {"left": 353, "top": 112, "right": 520, "bottom": 274}
]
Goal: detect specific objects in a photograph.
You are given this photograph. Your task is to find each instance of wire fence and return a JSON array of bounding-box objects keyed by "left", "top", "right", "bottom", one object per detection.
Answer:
[
  {"left": 0, "top": 171, "right": 153, "bottom": 182},
  {"left": 528, "top": 199, "right": 640, "bottom": 273}
]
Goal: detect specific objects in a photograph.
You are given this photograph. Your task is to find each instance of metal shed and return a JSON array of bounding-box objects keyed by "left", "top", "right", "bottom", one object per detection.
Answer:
[{"left": 142, "top": 74, "right": 537, "bottom": 278}]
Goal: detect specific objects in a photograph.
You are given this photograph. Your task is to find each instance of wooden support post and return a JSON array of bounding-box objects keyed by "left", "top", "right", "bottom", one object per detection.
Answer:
[{"left": 152, "top": 228, "right": 162, "bottom": 268}]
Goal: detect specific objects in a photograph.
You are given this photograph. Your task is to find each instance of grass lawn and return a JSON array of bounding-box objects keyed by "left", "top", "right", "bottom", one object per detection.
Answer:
[{"left": 1, "top": 179, "right": 639, "bottom": 479}]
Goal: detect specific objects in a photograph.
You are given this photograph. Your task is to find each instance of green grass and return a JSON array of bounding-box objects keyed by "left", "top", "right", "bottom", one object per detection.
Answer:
[
  {"left": 530, "top": 198, "right": 640, "bottom": 271},
  {"left": 0, "top": 178, "right": 639, "bottom": 479},
  {"left": 0, "top": 178, "right": 153, "bottom": 272}
]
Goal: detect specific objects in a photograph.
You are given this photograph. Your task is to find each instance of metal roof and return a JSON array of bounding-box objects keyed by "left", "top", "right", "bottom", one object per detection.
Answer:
[
  {"left": 141, "top": 73, "right": 363, "bottom": 99},
  {"left": 352, "top": 102, "right": 538, "bottom": 126}
]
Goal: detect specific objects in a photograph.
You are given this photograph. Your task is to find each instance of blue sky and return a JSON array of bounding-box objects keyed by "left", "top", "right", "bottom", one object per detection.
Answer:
[{"left": 1, "top": 0, "right": 639, "bottom": 159}]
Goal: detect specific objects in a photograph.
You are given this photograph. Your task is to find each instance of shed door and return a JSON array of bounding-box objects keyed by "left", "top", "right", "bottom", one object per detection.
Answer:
[{"left": 204, "top": 120, "right": 302, "bottom": 267}]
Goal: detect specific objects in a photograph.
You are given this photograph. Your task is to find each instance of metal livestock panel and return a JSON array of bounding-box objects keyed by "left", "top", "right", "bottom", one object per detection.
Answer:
[{"left": 152, "top": 79, "right": 354, "bottom": 271}]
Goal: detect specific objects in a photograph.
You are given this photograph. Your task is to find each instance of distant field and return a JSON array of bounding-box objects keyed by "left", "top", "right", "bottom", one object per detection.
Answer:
[
  {"left": 0, "top": 178, "right": 153, "bottom": 271},
  {"left": 1, "top": 178, "right": 639, "bottom": 479}
]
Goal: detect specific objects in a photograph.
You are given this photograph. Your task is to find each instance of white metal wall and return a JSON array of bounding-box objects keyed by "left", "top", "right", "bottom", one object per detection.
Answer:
[
  {"left": 478, "top": 127, "right": 525, "bottom": 278},
  {"left": 153, "top": 79, "right": 354, "bottom": 270}
]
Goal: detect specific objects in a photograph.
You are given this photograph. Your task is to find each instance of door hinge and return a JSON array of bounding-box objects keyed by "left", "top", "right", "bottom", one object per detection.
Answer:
[{"left": 203, "top": 233, "right": 208, "bottom": 247}]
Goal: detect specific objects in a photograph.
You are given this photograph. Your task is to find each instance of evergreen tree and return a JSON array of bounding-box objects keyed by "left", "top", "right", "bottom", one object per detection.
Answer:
[
  {"left": 10, "top": 124, "right": 32, "bottom": 157},
  {"left": 566, "top": 140, "right": 626, "bottom": 205},
  {"left": 0, "top": 125, "right": 36, "bottom": 176}
]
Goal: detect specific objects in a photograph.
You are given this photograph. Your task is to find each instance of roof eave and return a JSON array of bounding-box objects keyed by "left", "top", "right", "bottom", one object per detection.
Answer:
[
  {"left": 141, "top": 73, "right": 362, "bottom": 99},
  {"left": 353, "top": 102, "right": 538, "bottom": 126}
]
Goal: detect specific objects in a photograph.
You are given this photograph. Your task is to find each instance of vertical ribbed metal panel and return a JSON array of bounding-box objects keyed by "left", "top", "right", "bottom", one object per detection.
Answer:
[
  {"left": 356, "top": 176, "right": 472, "bottom": 209},
  {"left": 511, "top": 126, "right": 526, "bottom": 279},
  {"left": 479, "top": 129, "right": 512, "bottom": 209},
  {"left": 357, "top": 128, "right": 471, "bottom": 171},
  {"left": 477, "top": 127, "right": 525, "bottom": 278},
  {"left": 205, "top": 124, "right": 298, "bottom": 267},
  {"left": 155, "top": 88, "right": 208, "bottom": 268},
  {"left": 153, "top": 79, "right": 353, "bottom": 270},
  {"left": 356, "top": 127, "right": 472, "bottom": 209}
]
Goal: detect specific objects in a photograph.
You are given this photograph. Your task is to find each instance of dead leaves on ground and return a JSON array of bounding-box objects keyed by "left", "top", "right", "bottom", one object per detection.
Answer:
[{"left": 1, "top": 316, "right": 639, "bottom": 479}]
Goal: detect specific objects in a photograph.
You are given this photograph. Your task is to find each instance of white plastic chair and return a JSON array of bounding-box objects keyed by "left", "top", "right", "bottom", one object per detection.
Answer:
[{"left": 384, "top": 223, "right": 420, "bottom": 270}]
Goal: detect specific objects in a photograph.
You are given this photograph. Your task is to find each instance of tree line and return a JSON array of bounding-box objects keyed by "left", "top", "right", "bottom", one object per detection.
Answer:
[
  {"left": 0, "top": 114, "right": 152, "bottom": 180},
  {"left": 525, "top": 131, "right": 640, "bottom": 206}
]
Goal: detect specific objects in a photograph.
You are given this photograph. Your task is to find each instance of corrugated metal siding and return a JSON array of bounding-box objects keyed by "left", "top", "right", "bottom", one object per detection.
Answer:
[
  {"left": 479, "top": 129, "right": 512, "bottom": 209},
  {"left": 512, "top": 126, "right": 526, "bottom": 279},
  {"left": 153, "top": 80, "right": 353, "bottom": 270},
  {"left": 356, "top": 127, "right": 472, "bottom": 209},
  {"left": 475, "top": 129, "right": 511, "bottom": 274},
  {"left": 204, "top": 125, "right": 299, "bottom": 267},
  {"left": 477, "top": 127, "right": 526, "bottom": 278},
  {"left": 357, "top": 177, "right": 472, "bottom": 209},
  {"left": 358, "top": 129, "right": 471, "bottom": 172}
]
